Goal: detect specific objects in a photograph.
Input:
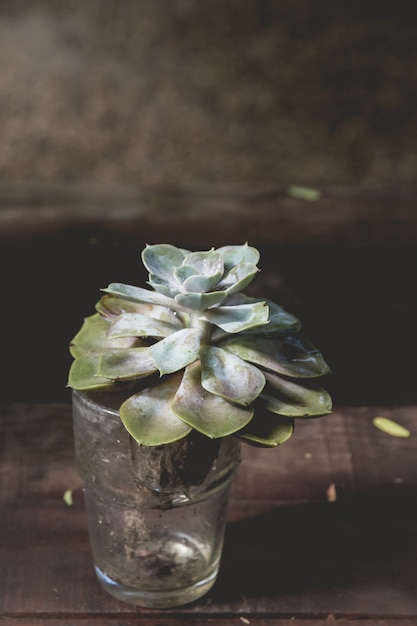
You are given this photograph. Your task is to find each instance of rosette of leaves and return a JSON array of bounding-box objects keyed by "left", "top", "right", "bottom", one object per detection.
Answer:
[{"left": 68, "top": 243, "right": 332, "bottom": 447}]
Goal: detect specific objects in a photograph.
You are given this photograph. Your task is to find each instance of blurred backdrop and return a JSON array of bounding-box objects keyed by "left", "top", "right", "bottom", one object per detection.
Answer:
[{"left": 1, "top": 0, "right": 416, "bottom": 186}]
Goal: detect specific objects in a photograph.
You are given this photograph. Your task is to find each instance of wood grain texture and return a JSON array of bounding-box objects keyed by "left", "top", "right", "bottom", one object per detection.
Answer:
[
  {"left": 2, "top": 621, "right": 417, "bottom": 626},
  {"left": 1, "top": 183, "right": 417, "bottom": 245},
  {"left": 1, "top": 403, "right": 417, "bottom": 620}
]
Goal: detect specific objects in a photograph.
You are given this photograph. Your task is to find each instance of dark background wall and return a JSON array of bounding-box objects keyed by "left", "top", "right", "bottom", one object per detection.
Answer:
[{"left": 1, "top": 0, "right": 416, "bottom": 187}]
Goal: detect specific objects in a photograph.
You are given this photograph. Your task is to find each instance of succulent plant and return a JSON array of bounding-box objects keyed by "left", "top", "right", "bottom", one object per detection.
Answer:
[{"left": 68, "top": 243, "right": 331, "bottom": 447}]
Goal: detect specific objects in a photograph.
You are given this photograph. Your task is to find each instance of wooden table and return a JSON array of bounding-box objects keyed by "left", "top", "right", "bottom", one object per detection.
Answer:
[{"left": 1, "top": 402, "right": 417, "bottom": 625}]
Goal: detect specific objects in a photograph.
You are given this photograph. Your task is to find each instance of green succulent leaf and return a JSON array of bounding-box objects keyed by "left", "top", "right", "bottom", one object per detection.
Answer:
[
  {"left": 67, "top": 354, "right": 113, "bottom": 390},
  {"left": 183, "top": 250, "right": 224, "bottom": 277},
  {"left": 148, "top": 328, "right": 202, "bottom": 375},
  {"left": 200, "top": 346, "right": 265, "bottom": 405},
  {"left": 147, "top": 273, "right": 180, "bottom": 298},
  {"left": 175, "top": 290, "right": 228, "bottom": 310},
  {"left": 183, "top": 271, "right": 223, "bottom": 294},
  {"left": 175, "top": 264, "right": 199, "bottom": 283},
  {"left": 221, "top": 334, "right": 330, "bottom": 378},
  {"left": 108, "top": 312, "right": 181, "bottom": 339},
  {"left": 219, "top": 294, "right": 300, "bottom": 333},
  {"left": 238, "top": 404, "right": 295, "bottom": 447},
  {"left": 142, "top": 244, "right": 188, "bottom": 281},
  {"left": 119, "top": 373, "right": 192, "bottom": 445},
  {"left": 173, "top": 362, "right": 253, "bottom": 438},
  {"left": 202, "top": 301, "right": 269, "bottom": 333},
  {"left": 217, "top": 243, "right": 260, "bottom": 270},
  {"left": 262, "top": 299, "right": 301, "bottom": 332},
  {"left": 95, "top": 295, "right": 143, "bottom": 320},
  {"left": 103, "top": 283, "right": 176, "bottom": 308},
  {"left": 262, "top": 371, "right": 332, "bottom": 417},
  {"left": 97, "top": 295, "right": 182, "bottom": 326},
  {"left": 97, "top": 348, "right": 158, "bottom": 380},
  {"left": 69, "top": 314, "right": 141, "bottom": 358},
  {"left": 216, "top": 262, "right": 259, "bottom": 294}
]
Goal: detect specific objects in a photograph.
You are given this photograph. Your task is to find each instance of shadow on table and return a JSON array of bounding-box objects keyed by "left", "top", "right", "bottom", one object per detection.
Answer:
[{"left": 213, "top": 487, "right": 417, "bottom": 602}]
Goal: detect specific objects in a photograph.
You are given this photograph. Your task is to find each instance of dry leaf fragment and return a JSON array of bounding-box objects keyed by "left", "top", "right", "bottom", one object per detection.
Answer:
[
  {"left": 287, "top": 185, "right": 321, "bottom": 201},
  {"left": 327, "top": 482, "right": 337, "bottom": 502},
  {"left": 373, "top": 417, "right": 411, "bottom": 438},
  {"left": 63, "top": 489, "right": 73, "bottom": 506}
]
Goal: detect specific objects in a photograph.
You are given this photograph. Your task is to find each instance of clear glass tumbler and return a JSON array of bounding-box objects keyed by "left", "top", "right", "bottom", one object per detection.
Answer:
[{"left": 72, "top": 389, "right": 241, "bottom": 608}]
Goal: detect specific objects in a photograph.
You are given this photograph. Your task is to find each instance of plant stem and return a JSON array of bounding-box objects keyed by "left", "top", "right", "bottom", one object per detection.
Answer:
[{"left": 189, "top": 311, "right": 211, "bottom": 344}]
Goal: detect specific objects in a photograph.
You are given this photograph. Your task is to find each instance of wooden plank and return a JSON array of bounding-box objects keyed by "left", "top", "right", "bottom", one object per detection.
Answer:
[
  {"left": 1, "top": 182, "right": 417, "bottom": 245},
  {"left": 0, "top": 403, "right": 82, "bottom": 500},
  {"left": 1, "top": 403, "right": 417, "bottom": 618},
  {"left": 0, "top": 611, "right": 416, "bottom": 626}
]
